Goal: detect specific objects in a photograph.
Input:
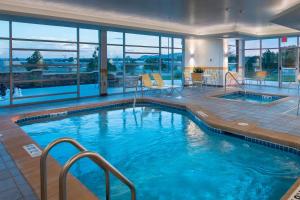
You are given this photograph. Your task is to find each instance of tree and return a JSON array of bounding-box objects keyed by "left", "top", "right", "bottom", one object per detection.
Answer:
[
  {"left": 262, "top": 49, "right": 278, "bottom": 69},
  {"left": 125, "top": 56, "right": 137, "bottom": 75},
  {"left": 87, "top": 48, "right": 99, "bottom": 72},
  {"left": 107, "top": 60, "right": 117, "bottom": 72},
  {"left": 144, "top": 57, "right": 158, "bottom": 72},
  {"left": 68, "top": 57, "right": 75, "bottom": 63},
  {"left": 26, "top": 50, "right": 44, "bottom": 71}
]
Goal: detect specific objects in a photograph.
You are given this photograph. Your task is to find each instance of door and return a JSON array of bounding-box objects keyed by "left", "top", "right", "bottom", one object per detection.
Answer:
[{"left": 279, "top": 47, "right": 299, "bottom": 87}]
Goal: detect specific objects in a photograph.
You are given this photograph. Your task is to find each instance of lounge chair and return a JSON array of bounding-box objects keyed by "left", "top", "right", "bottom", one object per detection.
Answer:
[
  {"left": 141, "top": 74, "right": 159, "bottom": 95},
  {"left": 151, "top": 73, "right": 182, "bottom": 95}
]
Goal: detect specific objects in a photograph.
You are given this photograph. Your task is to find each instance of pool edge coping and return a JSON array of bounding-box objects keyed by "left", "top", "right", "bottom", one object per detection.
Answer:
[
  {"left": 1, "top": 97, "right": 300, "bottom": 200},
  {"left": 209, "top": 88, "right": 291, "bottom": 107}
]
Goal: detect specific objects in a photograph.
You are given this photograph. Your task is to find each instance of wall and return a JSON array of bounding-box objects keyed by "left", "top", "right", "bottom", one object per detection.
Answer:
[{"left": 184, "top": 37, "right": 227, "bottom": 85}]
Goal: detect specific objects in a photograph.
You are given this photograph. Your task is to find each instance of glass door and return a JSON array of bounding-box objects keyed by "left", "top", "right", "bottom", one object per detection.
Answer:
[{"left": 280, "top": 47, "right": 298, "bottom": 87}]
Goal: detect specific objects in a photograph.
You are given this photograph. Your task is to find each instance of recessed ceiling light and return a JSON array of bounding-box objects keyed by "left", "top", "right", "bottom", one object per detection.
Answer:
[{"left": 238, "top": 122, "right": 249, "bottom": 126}]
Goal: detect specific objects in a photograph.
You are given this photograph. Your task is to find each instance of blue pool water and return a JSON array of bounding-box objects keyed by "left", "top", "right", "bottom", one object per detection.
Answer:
[
  {"left": 218, "top": 91, "right": 286, "bottom": 104},
  {"left": 20, "top": 105, "right": 300, "bottom": 200}
]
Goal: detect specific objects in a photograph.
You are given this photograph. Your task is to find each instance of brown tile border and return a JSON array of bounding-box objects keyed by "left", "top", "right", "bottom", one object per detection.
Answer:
[{"left": 1, "top": 96, "right": 300, "bottom": 200}]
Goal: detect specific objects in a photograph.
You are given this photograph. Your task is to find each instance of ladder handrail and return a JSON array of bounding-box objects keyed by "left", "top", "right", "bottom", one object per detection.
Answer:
[
  {"left": 224, "top": 71, "right": 246, "bottom": 93},
  {"left": 59, "top": 151, "right": 136, "bottom": 200},
  {"left": 133, "top": 76, "right": 142, "bottom": 109},
  {"left": 297, "top": 84, "right": 300, "bottom": 116},
  {"left": 40, "top": 137, "right": 87, "bottom": 200}
]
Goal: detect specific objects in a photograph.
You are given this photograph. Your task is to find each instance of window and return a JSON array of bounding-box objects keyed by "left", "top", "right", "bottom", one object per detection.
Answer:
[
  {"left": 262, "top": 38, "right": 278, "bottom": 49},
  {"left": 0, "top": 20, "right": 9, "bottom": 38},
  {"left": 0, "top": 39, "right": 9, "bottom": 106},
  {"left": 12, "top": 22, "right": 77, "bottom": 41},
  {"left": 124, "top": 33, "right": 160, "bottom": 92},
  {"left": 2, "top": 21, "right": 101, "bottom": 105},
  {"left": 261, "top": 49, "right": 279, "bottom": 81},
  {"left": 173, "top": 38, "right": 183, "bottom": 85},
  {"left": 228, "top": 39, "right": 238, "bottom": 72},
  {"left": 245, "top": 50, "right": 260, "bottom": 79},
  {"left": 245, "top": 40, "right": 260, "bottom": 49},
  {"left": 80, "top": 28, "right": 99, "bottom": 43},
  {"left": 0, "top": 18, "right": 184, "bottom": 106},
  {"left": 79, "top": 43, "right": 100, "bottom": 97},
  {"left": 281, "top": 37, "right": 297, "bottom": 48},
  {"left": 125, "top": 33, "right": 159, "bottom": 46},
  {"left": 107, "top": 31, "right": 124, "bottom": 94},
  {"left": 107, "top": 31, "right": 123, "bottom": 45}
]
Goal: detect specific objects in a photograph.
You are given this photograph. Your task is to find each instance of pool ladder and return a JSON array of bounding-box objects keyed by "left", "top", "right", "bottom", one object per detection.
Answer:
[
  {"left": 224, "top": 71, "right": 246, "bottom": 94},
  {"left": 40, "top": 138, "right": 136, "bottom": 200},
  {"left": 297, "top": 84, "right": 300, "bottom": 116},
  {"left": 133, "top": 76, "right": 142, "bottom": 109}
]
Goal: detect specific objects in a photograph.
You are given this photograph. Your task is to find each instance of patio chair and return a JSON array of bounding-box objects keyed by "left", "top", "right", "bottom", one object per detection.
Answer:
[
  {"left": 255, "top": 71, "right": 267, "bottom": 86},
  {"left": 184, "top": 71, "right": 192, "bottom": 86},
  {"left": 210, "top": 70, "right": 219, "bottom": 86},
  {"left": 151, "top": 73, "right": 182, "bottom": 95}
]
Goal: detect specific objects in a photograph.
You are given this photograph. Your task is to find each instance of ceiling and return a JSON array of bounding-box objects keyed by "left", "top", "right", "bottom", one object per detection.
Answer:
[{"left": 0, "top": 0, "right": 300, "bottom": 37}]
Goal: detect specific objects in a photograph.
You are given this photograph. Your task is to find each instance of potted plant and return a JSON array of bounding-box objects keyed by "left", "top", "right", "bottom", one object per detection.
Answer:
[{"left": 191, "top": 67, "right": 205, "bottom": 82}]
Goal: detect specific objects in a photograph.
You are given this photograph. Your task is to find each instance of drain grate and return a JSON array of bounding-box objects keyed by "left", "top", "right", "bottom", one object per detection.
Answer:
[
  {"left": 23, "top": 144, "right": 42, "bottom": 158},
  {"left": 197, "top": 111, "right": 208, "bottom": 118}
]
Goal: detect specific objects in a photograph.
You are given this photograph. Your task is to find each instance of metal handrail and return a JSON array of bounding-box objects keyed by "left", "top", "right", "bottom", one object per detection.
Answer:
[
  {"left": 59, "top": 151, "right": 136, "bottom": 200},
  {"left": 297, "top": 84, "right": 300, "bottom": 116},
  {"left": 133, "top": 76, "right": 142, "bottom": 109},
  {"left": 224, "top": 71, "right": 246, "bottom": 93},
  {"left": 40, "top": 138, "right": 87, "bottom": 200}
]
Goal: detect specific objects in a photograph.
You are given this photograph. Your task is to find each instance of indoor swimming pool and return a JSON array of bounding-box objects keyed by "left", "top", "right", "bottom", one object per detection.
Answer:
[{"left": 20, "top": 104, "right": 300, "bottom": 200}]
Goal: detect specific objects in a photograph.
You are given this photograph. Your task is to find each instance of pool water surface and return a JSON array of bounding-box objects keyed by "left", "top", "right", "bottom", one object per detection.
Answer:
[
  {"left": 217, "top": 91, "right": 286, "bottom": 104},
  {"left": 20, "top": 105, "right": 300, "bottom": 200}
]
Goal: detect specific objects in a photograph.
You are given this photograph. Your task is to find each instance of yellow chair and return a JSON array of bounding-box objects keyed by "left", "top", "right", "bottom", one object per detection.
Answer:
[
  {"left": 151, "top": 73, "right": 182, "bottom": 95},
  {"left": 255, "top": 71, "right": 267, "bottom": 85},
  {"left": 141, "top": 74, "right": 154, "bottom": 88}
]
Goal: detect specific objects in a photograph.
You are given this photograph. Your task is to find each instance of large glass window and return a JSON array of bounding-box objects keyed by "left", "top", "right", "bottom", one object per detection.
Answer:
[
  {"left": 107, "top": 31, "right": 124, "bottom": 94},
  {"left": 0, "top": 19, "right": 184, "bottom": 106},
  {"left": 281, "top": 37, "right": 297, "bottom": 48},
  {"left": 244, "top": 37, "right": 300, "bottom": 86},
  {"left": 12, "top": 22, "right": 77, "bottom": 41},
  {"left": 261, "top": 38, "right": 279, "bottom": 83},
  {"left": 245, "top": 40, "right": 260, "bottom": 49},
  {"left": 79, "top": 28, "right": 100, "bottom": 97},
  {"left": 79, "top": 43, "right": 100, "bottom": 97},
  {"left": 80, "top": 29, "right": 98, "bottom": 43},
  {"left": 0, "top": 39, "right": 9, "bottom": 106},
  {"left": 125, "top": 33, "right": 159, "bottom": 46},
  {"left": 262, "top": 38, "right": 278, "bottom": 49},
  {"left": 228, "top": 39, "right": 238, "bottom": 72},
  {"left": 261, "top": 49, "right": 279, "bottom": 81},
  {"left": 107, "top": 32, "right": 184, "bottom": 93},
  {"left": 1, "top": 21, "right": 101, "bottom": 105},
  {"left": 0, "top": 20, "right": 9, "bottom": 38},
  {"left": 245, "top": 50, "right": 260, "bottom": 79},
  {"left": 124, "top": 33, "right": 159, "bottom": 92}
]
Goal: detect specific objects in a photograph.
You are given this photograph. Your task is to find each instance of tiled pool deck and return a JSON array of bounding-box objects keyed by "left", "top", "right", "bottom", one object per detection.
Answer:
[{"left": 1, "top": 85, "right": 300, "bottom": 199}]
